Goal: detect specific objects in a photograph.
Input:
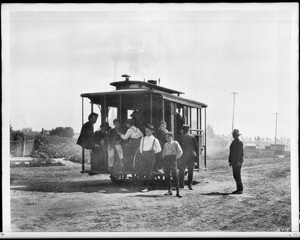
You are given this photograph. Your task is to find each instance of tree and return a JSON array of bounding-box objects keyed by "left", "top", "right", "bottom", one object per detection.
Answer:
[
  {"left": 50, "top": 127, "right": 74, "bottom": 138},
  {"left": 21, "top": 127, "right": 33, "bottom": 134},
  {"left": 63, "top": 127, "right": 75, "bottom": 138},
  {"left": 206, "top": 124, "right": 216, "bottom": 139},
  {"left": 10, "top": 124, "right": 13, "bottom": 140}
]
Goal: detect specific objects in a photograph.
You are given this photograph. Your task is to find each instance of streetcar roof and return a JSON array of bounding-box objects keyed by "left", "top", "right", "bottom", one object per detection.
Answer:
[
  {"left": 81, "top": 89, "right": 207, "bottom": 108},
  {"left": 110, "top": 80, "right": 184, "bottom": 95}
]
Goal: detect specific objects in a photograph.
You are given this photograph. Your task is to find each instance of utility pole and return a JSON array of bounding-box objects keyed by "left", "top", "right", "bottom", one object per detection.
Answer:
[
  {"left": 274, "top": 113, "right": 278, "bottom": 157},
  {"left": 231, "top": 92, "right": 238, "bottom": 131}
]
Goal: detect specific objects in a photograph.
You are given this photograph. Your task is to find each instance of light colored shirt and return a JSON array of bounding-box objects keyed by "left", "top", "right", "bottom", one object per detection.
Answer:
[
  {"left": 120, "top": 126, "right": 143, "bottom": 140},
  {"left": 163, "top": 140, "right": 183, "bottom": 159},
  {"left": 139, "top": 135, "right": 161, "bottom": 154}
]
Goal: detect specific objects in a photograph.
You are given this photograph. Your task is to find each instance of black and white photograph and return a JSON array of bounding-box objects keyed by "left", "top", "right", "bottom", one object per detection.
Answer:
[{"left": 1, "top": 2, "right": 299, "bottom": 238}]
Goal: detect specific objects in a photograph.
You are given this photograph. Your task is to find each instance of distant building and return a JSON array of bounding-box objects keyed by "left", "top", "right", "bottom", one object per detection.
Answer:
[
  {"left": 270, "top": 144, "right": 285, "bottom": 155},
  {"left": 244, "top": 143, "right": 258, "bottom": 150}
]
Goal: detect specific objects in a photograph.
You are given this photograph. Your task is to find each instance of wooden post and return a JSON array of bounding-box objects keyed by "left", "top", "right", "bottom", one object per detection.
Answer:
[
  {"left": 150, "top": 93, "right": 153, "bottom": 124},
  {"left": 189, "top": 107, "right": 192, "bottom": 128},
  {"left": 171, "top": 102, "right": 175, "bottom": 138},
  {"left": 162, "top": 99, "right": 165, "bottom": 122},
  {"left": 22, "top": 136, "right": 26, "bottom": 157},
  {"left": 119, "top": 95, "right": 122, "bottom": 122},
  {"left": 197, "top": 108, "right": 199, "bottom": 130},
  {"left": 204, "top": 107, "right": 207, "bottom": 170}
]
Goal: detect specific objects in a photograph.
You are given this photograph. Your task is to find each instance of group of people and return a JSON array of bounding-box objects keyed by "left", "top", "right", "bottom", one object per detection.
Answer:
[{"left": 77, "top": 112, "right": 244, "bottom": 197}]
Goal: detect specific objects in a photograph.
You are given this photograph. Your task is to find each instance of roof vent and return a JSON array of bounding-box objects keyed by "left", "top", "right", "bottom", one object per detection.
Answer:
[{"left": 121, "top": 74, "right": 131, "bottom": 81}]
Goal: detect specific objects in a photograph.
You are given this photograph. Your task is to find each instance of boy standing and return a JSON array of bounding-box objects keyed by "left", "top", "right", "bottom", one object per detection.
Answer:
[{"left": 163, "top": 131, "right": 183, "bottom": 198}]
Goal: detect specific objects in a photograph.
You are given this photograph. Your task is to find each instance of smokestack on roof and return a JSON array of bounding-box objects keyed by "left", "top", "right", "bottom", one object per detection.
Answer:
[{"left": 121, "top": 74, "right": 131, "bottom": 81}]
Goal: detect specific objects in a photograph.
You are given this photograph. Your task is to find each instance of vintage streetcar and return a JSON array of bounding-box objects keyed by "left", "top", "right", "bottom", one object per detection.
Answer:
[{"left": 79, "top": 74, "right": 208, "bottom": 183}]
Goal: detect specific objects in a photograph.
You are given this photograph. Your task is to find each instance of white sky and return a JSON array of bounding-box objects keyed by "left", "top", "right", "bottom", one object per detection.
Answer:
[{"left": 2, "top": 3, "right": 299, "bottom": 139}]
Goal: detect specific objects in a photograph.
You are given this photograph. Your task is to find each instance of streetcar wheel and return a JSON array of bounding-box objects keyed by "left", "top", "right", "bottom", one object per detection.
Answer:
[{"left": 110, "top": 174, "right": 123, "bottom": 184}]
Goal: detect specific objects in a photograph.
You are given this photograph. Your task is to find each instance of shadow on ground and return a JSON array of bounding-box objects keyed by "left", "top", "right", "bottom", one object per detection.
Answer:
[
  {"left": 11, "top": 178, "right": 202, "bottom": 195},
  {"left": 201, "top": 192, "right": 231, "bottom": 196},
  {"left": 10, "top": 178, "right": 144, "bottom": 194}
]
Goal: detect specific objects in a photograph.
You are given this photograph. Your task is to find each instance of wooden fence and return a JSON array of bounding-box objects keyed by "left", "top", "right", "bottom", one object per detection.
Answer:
[{"left": 10, "top": 140, "right": 35, "bottom": 157}]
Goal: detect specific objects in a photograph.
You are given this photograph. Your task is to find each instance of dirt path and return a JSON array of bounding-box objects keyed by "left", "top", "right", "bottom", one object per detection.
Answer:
[{"left": 9, "top": 157, "right": 292, "bottom": 233}]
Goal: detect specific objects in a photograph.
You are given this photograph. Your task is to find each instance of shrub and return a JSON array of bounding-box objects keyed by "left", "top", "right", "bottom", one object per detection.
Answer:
[
  {"left": 10, "top": 158, "right": 65, "bottom": 168},
  {"left": 30, "top": 135, "right": 90, "bottom": 163}
]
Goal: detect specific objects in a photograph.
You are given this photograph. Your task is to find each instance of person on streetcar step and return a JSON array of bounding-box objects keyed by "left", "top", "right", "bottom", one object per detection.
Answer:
[
  {"left": 107, "top": 119, "right": 124, "bottom": 171},
  {"left": 117, "top": 118, "right": 143, "bottom": 170},
  {"left": 92, "top": 122, "right": 110, "bottom": 172},
  {"left": 178, "top": 124, "right": 198, "bottom": 190},
  {"left": 154, "top": 120, "right": 169, "bottom": 172},
  {"left": 77, "top": 112, "right": 99, "bottom": 150}
]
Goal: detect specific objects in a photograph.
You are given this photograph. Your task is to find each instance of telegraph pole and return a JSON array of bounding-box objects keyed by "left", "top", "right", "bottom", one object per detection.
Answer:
[
  {"left": 274, "top": 113, "right": 278, "bottom": 157},
  {"left": 231, "top": 92, "right": 238, "bottom": 131}
]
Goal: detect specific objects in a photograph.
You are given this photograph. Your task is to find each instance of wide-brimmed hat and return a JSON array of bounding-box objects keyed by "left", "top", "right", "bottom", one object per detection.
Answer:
[
  {"left": 232, "top": 129, "right": 241, "bottom": 135},
  {"left": 163, "top": 131, "right": 173, "bottom": 137},
  {"left": 145, "top": 124, "right": 155, "bottom": 131}
]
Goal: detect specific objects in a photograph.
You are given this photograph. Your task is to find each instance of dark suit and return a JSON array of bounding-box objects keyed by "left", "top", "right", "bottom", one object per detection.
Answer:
[
  {"left": 178, "top": 133, "right": 198, "bottom": 187},
  {"left": 229, "top": 138, "right": 244, "bottom": 191},
  {"left": 77, "top": 121, "right": 95, "bottom": 150}
]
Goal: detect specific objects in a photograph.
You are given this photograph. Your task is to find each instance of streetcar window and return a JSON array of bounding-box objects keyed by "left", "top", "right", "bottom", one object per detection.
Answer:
[
  {"left": 108, "top": 107, "right": 118, "bottom": 127},
  {"left": 127, "top": 110, "right": 134, "bottom": 119}
]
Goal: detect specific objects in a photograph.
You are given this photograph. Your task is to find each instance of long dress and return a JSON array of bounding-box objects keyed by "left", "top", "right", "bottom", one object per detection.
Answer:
[{"left": 91, "top": 130, "right": 108, "bottom": 171}]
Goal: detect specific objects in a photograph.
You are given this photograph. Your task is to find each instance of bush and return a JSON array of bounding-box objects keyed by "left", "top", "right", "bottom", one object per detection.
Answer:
[
  {"left": 10, "top": 158, "right": 65, "bottom": 168},
  {"left": 30, "top": 135, "right": 90, "bottom": 163}
]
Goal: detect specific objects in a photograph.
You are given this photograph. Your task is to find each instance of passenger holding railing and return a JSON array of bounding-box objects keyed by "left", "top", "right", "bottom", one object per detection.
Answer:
[
  {"left": 77, "top": 112, "right": 99, "bottom": 150},
  {"left": 154, "top": 121, "right": 169, "bottom": 172},
  {"left": 92, "top": 122, "right": 110, "bottom": 172},
  {"left": 178, "top": 124, "right": 198, "bottom": 190},
  {"left": 117, "top": 119, "right": 143, "bottom": 170},
  {"left": 77, "top": 112, "right": 101, "bottom": 175},
  {"left": 107, "top": 119, "right": 124, "bottom": 171}
]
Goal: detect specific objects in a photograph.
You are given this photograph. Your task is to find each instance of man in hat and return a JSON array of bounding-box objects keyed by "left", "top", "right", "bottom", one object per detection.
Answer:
[
  {"left": 229, "top": 129, "right": 244, "bottom": 194},
  {"left": 138, "top": 124, "right": 161, "bottom": 190},
  {"left": 162, "top": 131, "right": 183, "bottom": 197},
  {"left": 77, "top": 112, "right": 99, "bottom": 150},
  {"left": 178, "top": 124, "right": 198, "bottom": 190}
]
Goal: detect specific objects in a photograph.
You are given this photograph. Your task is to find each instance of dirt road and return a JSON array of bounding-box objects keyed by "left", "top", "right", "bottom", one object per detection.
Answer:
[{"left": 9, "top": 157, "right": 292, "bottom": 234}]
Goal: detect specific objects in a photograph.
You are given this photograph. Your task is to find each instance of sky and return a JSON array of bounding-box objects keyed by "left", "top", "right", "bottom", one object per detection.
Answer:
[{"left": 2, "top": 3, "right": 298, "bottom": 139}]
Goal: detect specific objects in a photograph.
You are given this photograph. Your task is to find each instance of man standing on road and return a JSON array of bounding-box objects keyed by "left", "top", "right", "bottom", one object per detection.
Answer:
[
  {"left": 229, "top": 129, "right": 244, "bottom": 194},
  {"left": 178, "top": 124, "right": 198, "bottom": 190}
]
